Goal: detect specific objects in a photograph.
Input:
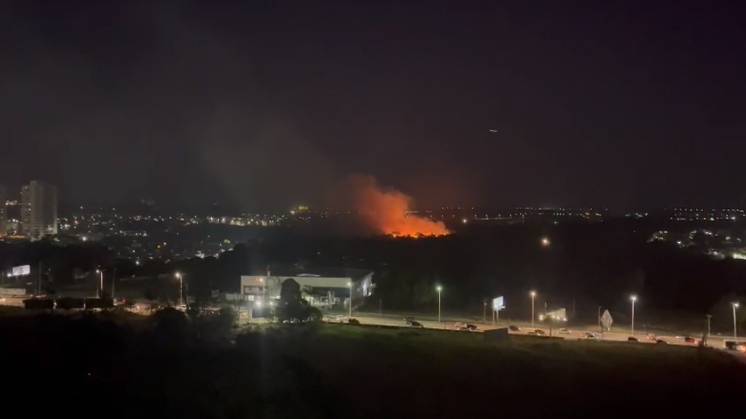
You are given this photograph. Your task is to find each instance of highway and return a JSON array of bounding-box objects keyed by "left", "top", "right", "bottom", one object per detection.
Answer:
[{"left": 333, "top": 311, "right": 745, "bottom": 353}]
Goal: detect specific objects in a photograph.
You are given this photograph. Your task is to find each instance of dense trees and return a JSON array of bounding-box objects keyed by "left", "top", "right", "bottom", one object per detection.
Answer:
[{"left": 277, "top": 278, "right": 322, "bottom": 323}]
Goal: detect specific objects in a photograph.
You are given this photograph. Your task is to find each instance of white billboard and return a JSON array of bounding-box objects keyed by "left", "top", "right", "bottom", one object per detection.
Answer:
[
  {"left": 492, "top": 296, "right": 505, "bottom": 311},
  {"left": 9, "top": 265, "right": 31, "bottom": 277}
]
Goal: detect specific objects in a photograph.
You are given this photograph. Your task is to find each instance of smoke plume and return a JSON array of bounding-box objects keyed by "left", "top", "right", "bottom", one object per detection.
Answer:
[{"left": 345, "top": 175, "right": 449, "bottom": 237}]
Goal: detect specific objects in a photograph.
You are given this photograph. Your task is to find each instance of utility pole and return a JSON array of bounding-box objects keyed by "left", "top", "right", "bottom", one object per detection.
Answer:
[
  {"left": 571, "top": 298, "right": 576, "bottom": 320},
  {"left": 705, "top": 314, "right": 712, "bottom": 347},
  {"left": 111, "top": 267, "right": 117, "bottom": 301},
  {"left": 732, "top": 302, "right": 740, "bottom": 340},
  {"left": 483, "top": 299, "right": 487, "bottom": 323},
  {"left": 530, "top": 291, "right": 536, "bottom": 328},
  {"left": 348, "top": 281, "right": 353, "bottom": 318},
  {"left": 265, "top": 265, "right": 270, "bottom": 305},
  {"left": 630, "top": 295, "right": 637, "bottom": 336},
  {"left": 37, "top": 261, "right": 42, "bottom": 295}
]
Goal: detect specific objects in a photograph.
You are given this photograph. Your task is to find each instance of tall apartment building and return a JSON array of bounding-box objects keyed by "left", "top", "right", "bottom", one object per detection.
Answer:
[
  {"left": 0, "top": 185, "right": 6, "bottom": 237},
  {"left": 20, "top": 180, "right": 58, "bottom": 241}
]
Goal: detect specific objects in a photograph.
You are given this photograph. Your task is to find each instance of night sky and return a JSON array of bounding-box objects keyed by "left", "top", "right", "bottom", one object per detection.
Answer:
[{"left": 2, "top": 1, "right": 745, "bottom": 211}]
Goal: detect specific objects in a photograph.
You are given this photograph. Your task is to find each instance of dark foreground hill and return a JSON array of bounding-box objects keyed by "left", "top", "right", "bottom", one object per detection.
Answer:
[{"left": 1, "top": 310, "right": 744, "bottom": 419}]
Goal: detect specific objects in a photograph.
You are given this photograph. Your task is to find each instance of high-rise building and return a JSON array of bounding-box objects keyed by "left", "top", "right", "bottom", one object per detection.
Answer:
[
  {"left": 20, "top": 180, "right": 58, "bottom": 241},
  {"left": 0, "top": 185, "right": 6, "bottom": 237}
]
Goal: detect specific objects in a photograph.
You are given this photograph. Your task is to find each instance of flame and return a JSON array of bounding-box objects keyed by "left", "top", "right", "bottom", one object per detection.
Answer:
[{"left": 347, "top": 175, "right": 449, "bottom": 238}]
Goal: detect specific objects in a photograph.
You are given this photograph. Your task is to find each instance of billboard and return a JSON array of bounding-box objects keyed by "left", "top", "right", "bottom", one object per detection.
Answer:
[
  {"left": 9, "top": 265, "right": 31, "bottom": 277},
  {"left": 492, "top": 296, "right": 505, "bottom": 311}
]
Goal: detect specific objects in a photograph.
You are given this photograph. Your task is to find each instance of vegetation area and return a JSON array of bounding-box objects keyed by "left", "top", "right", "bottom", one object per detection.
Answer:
[
  {"left": 2, "top": 309, "right": 744, "bottom": 418},
  {"left": 3, "top": 220, "right": 746, "bottom": 330}
]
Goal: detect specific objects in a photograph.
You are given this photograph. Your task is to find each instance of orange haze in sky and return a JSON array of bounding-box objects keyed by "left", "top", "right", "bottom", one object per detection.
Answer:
[{"left": 348, "top": 175, "right": 449, "bottom": 238}]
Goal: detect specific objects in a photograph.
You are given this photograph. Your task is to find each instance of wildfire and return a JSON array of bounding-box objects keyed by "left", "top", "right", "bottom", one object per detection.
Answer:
[{"left": 347, "top": 175, "right": 449, "bottom": 238}]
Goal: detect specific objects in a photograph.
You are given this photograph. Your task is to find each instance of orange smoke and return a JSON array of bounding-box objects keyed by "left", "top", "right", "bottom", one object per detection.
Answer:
[{"left": 347, "top": 175, "right": 449, "bottom": 238}]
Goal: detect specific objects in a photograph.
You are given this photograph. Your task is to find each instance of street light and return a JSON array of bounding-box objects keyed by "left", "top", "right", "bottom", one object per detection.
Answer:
[
  {"left": 630, "top": 295, "right": 637, "bottom": 336},
  {"left": 347, "top": 281, "right": 352, "bottom": 318},
  {"left": 175, "top": 272, "right": 183, "bottom": 307},
  {"left": 733, "top": 302, "right": 740, "bottom": 340},
  {"left": 530, "top": 290, "right": 536, "bottom": 328},
  {"left": 95, "top": 269, "right": 103, "bottom": 298},
  {"left": 436, "top": 285, "right": 443, "bottom": 324},
  {"left": 540, "top": 237, "right": 551, "bottom": 247}
]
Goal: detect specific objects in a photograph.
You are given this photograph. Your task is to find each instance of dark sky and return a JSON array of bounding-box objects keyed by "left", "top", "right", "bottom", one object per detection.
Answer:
[{"left": 2, "top": 0, "right": 745, "bottom": 211}]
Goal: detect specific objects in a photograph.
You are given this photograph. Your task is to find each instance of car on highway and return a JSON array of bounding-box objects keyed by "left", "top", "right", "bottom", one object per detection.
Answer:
[
  {"left": 583, "top": 332, "right": 601, "bottom": 340},
  {"left": 627, "top": 336, "right": 639, "bottom": 342},
  {"left": 558, "top": 328, "right": 571, "bottom": 334},
  {"left": 455, "top": 322, "right": 479, "bottom": 332},
  {"left": 405, "top": 317, "right": 424, "bottom": 328},
  {"left": 725, "top": 341, "right": 746, "bottom": 352},
  {"left": 325, "top": 315, "right": 345, "bottom": 323},
  {"left": 655, "top": 339, "right": 667, "bottom": 344},
  {"left": 683, "top": 336, "right": 700, "bottom": 344},
  {"left": 508, "top": 325, "right": 520, "bottom": 332},
  {"left": 348, "top": 318, "right": 360, "bottom": 325},
  {"left": 528, "top": 329, "right": 546, "bottom": 336}
]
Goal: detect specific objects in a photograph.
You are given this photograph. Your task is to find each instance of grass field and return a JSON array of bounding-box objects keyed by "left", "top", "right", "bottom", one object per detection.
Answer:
[{"left": 2, "top": 312, "right": 744, "bottom": 418}]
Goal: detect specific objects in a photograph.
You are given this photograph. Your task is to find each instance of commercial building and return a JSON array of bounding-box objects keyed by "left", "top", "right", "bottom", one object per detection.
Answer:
[
  {"left": 21, "top": 180, "right": 58, "bottom": 241},
  {"left": 239, "top": 269, "right": 374, "bottom": 309}
]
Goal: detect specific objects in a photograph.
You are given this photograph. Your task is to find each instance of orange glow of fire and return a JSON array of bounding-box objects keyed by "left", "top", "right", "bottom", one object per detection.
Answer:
[{"left": 348, "top": 175, "right": 450, "bottom": 238}]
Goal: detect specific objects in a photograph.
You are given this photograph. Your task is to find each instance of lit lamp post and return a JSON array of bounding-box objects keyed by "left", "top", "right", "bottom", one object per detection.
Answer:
[
  {"left": 530, "top": 290, "right": 536, "bottom": 328},
  {"left": 630, "top": 295, "right": 637, "bottom": 336},
  {"left": 732, "top": 302, "right": 740, "bottom": 340},
  {"left": 540, "top": 237, "right": 551, "bottom": 247},
  {"left": 175, "top": 272, "right": 183, "bottom": 307},
  {"left": 347, "top": 281, "right": 352, "bottom": 318},
  {"left": 95, "top": 269, "right": 103, "bottom": 298},
  {"left": 436, "top": 285, "right": 442, "bottom": 324}
]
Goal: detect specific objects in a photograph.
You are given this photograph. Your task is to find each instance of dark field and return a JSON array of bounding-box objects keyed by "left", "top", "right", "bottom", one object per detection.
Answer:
[{"left": 2, "top": 311, "right": 744, "bottom": 419}]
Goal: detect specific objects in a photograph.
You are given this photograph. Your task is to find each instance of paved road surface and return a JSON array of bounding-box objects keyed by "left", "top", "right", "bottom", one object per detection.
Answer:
[{"left": 334, "top": 311, "right": 744, "bottom": 354}]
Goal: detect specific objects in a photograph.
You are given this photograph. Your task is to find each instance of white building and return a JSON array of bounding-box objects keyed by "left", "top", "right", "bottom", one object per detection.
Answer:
[
  {"left": 21, "top": 180, "right": 58, "bottom": 241},
  {"left": 239, "top": 270, "right": 374, "bottom": 308}
]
